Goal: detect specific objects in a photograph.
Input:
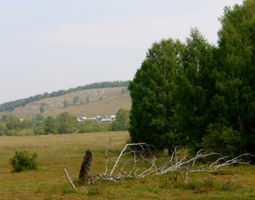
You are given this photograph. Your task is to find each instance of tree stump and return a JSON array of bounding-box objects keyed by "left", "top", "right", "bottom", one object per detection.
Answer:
[{"left": 79, "top": 149, "right": 92, "bottom": 183}]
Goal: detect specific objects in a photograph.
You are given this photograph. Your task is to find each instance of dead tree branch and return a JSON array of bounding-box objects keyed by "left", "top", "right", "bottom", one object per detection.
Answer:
[
  {"left": 70, "top": 141, "right": 254, "bottom": 186},
  {"left": 63, "top": 168, "right": 76, "bottom": 191},
  {"left": 98, "top": 142, "right": 254, "bottom": 182}
]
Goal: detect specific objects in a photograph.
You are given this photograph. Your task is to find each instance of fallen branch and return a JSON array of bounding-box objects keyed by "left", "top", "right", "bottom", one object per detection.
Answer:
[
  {"left": 63, "top": 168, "right": 76, "bottom": 191},
  {"left": 70, "top": 141, "right": 254, "bottom": 185},
  {"left": 101, "top": 142, "right": 253, "bottom": 182}
]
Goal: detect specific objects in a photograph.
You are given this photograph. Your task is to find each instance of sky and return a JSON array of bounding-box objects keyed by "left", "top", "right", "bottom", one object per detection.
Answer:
[{"left": 0, "top": 0, "right": 244, "bottom": 104}]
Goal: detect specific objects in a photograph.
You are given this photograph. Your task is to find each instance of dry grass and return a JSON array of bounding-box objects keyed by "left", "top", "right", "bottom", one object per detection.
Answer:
[
  {"left": 0, "top": 132, "right": 255, "bottom": 200},
  {"left": 0, "top": 132, "right": 128, "bottom": 199},
  {"left": 0, "top": 87, "right": 131, "bottom": 118}
]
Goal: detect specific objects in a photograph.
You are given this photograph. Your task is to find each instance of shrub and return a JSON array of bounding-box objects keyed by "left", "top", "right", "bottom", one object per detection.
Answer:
[
  {"left": 16, "top": 129, "right": 34, "bottom": 136},
  {"left": 6, "top": 129, "right": 16, "bottom": 136},
  {"left": 201, "top": 121, "right": 244, "bottom": 157},
  {"left": 9, "top": 150, "right": 38, "bottom": 172}
]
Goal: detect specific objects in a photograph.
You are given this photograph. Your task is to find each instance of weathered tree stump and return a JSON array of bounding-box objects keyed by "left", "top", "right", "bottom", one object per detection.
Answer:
[{"left": 79, "top": 149, "right": 92, "bottom": 183}]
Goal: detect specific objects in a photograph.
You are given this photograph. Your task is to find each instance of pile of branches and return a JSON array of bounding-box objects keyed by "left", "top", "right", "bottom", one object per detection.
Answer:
[
  {"left": 64, "top": 139, "right": 253, "bottom": 188},
  {"left": 89, "top": 139, "right": 253, "bottom": 182}
]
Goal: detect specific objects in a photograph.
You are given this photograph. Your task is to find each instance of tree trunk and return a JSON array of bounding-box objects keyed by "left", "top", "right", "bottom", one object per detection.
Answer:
[
  {"left": 79, "top": 149, "right": 92, "bottom": 182},
  {"left": 168, "top": 147, "right": 174, "bottom": 156}
]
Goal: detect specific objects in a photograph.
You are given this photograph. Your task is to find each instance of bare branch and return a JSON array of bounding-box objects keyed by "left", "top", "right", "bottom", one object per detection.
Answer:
[
  {"left": 76, "top": 140, "right": 254, "bottom": 184},
  {"left": 104, "top": 138, "right": 112, "bottom": 175},
  {"left": 109, "top": 143, "right": 147, "bottom": 176},
  {"left": 63, "top": 168, "right": 76, "bottom": 191}
]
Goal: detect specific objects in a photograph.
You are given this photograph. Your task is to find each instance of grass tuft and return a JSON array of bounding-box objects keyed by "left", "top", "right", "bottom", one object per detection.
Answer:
[{"left": 87, "top": 186, "right": 104, "bottom": 196}]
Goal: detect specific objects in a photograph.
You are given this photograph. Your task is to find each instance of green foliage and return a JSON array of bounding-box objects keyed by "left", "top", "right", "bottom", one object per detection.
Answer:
[
  {"left": 34, "top": 114, "right": 45, "bottom": 121},
  {"left": 40, "top": 103, "right": 45, "bottom": 113},
  {"left": 201, "top": 121, "right": 244, "bottom": 157},
  {"left": 16, "top": 129, "right": 34, "bottom": 136},
  {"left": 112, "top": 108, "right": 130, "bottom": 131},
  {"left": 78, "top": 120, "right": 111, "bottom": 133},
  {"left": 129, "top": 38, "right": 185, "bottom": 153},
  {"left": 1, "top": 111, "right": 117, "bottom": 136},
  {"left": 63, "top": 100, "right": 68, "bottom": 108},
  {"left": 0, "top": 122, "right": 7, "bottom": 136},
  {"left": 37, "top": 129, "right": 44, "bottom": 135},
  {"left": 129, "top": 0, "right": 255, "bottom": 158},
  {"left": 22, "top": 118, "right": 34, "bottom": 129},
  {"left": 0, "top": 114, "right": 17, "bottom": 123},
  {"left": 31, "top": 114, "right": 45, "bottom": 135},
  {"left": 73, "top": 96, "right": 79, "bottom": 104},
  {"left": 6, "top": 118, "right": 22, "bottom": 131},
  {"left": 6, "top": 129, "right": 16, "bottom": 136},
  {"left": 56, "top": 112, "right": 77, "bottom": 134},
  {"left": 9, "top": 151, "right": 38, "bottom": 172},
  {"left": 87, "top": 186, "right": 104, "bottom": 196},
  {"left": 121, "top": 87, "right": 129, "bottom": 94},
  {"left": 99, "top": 96, "right": 103, "bottom": 101},
  {"left": 44, "top": 116, "right": 56, "bottom": 134},
  {"left": 212, "top": 0, "right": 255, "bottom": 157}
]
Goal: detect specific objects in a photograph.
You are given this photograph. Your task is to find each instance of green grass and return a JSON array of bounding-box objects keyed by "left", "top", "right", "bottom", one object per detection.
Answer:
[{"left": 0, "top": 132, "right": 255, "bottom": 199}]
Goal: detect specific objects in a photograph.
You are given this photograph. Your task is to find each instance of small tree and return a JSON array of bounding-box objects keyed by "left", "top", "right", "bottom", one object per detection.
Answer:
[
  {"left": 112, "top": 108, "right": 130, "bottom": 131},
  {"left": 0, "top": 123, "right": 7, "bottom": 136},
  {"left": 44, "top": 116, "right": 56, "bottom": 134},
  {"left": 9, "top": 151, "right": 38, "bottom": 172},
  {"left": 73, "top": 96, "right": 79, "bottom": 104},
  {"left": 34, "top": 113, "right": 45, "bottom": 121},
  {"left": 121, "top": 88, "right": 128, "bottom": 94},
  {"left": 56, "top": 112, "right": 77, "bottom": 134},
  {"left": 63, "top": 100, "right": 69, "bottom": 108},
  {"left": 86, "top": 97, "right": 90, "bottom": 104},
  {"left": 39, "top": 103, "right": 45, "bottom": 113},
  {"left": 6, "top": 118, "right": 22, "bottom": 132}
]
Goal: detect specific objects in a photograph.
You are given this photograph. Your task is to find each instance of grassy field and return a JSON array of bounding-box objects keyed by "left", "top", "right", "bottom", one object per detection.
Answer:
[
  {"left": 0, "top": 132, "right": 255, "bottom": 200},
  {"left": 0, "top": 87, "right": 131, "bottom": 119}
]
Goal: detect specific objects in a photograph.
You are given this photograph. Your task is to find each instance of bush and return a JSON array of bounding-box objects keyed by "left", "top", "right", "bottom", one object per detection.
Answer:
[
  {"left": 201, "top": 122, "right": 244, "bottom": 157},
  {"left": 16, "top": 129, "right": 34, "bottom": 136},
  {"left": 9, "top": 151, "right": 38, "bottom": 172}
]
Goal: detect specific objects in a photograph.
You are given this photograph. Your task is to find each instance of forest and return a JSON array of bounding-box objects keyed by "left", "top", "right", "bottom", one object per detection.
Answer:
[{"left": 128, "top": 0, "right": 255, "bottom": 159}]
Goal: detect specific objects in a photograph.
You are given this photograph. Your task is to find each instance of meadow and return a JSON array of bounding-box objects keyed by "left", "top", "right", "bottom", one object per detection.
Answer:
[
  {"left": 0, "top": 132, "right": 255, "bottom": 200},
  {"left": 0, "top": 87, "right": 131, "bottom": 119}
]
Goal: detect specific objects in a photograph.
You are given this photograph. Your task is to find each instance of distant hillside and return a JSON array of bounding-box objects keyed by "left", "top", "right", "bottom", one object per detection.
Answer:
[
  {"left": 0, "top": 80, "right": 129, "bottom": 112},
  {"left": 0, "top": 87, "right": 131, "bottom": 119}
]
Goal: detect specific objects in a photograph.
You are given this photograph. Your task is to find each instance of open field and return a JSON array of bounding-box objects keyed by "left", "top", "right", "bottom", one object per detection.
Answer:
[{"left": 0, "top": 132, "right": 255, "bottom": 199}]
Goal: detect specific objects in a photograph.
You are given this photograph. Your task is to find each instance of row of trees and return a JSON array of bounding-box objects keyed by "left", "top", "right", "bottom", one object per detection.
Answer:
[
  {"left": 0, "top": 81, "right": 129, "bottom": 112},
  {"left": 129, "top": 0, "right": 255, "bottom": 158},
  {"left": 0, "top": 108, "right": 130, "bottom": 136}
]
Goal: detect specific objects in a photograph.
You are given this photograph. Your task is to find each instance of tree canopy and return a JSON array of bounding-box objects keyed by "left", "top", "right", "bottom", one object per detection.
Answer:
[{"left": 129, "top": 0, "right": 255, "bottom": 157}]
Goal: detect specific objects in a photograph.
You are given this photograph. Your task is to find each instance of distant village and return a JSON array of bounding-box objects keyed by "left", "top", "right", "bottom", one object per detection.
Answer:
[{"left": 77, "top": 115, "right": 116, "bottom": 123}]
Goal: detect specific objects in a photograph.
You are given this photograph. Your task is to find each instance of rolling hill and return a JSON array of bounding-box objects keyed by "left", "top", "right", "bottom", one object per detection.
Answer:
[{"left": 0, "top": 87, "right": 131, "bottom": 119}]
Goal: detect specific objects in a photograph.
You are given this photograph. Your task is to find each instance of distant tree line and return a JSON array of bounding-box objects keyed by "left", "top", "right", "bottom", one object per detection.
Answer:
[
  {"left": 0, "top": 81, "right": 129, "bottom": 112},
  {"left": 0, "top": 108, "right": 130, "bottom": 136}
]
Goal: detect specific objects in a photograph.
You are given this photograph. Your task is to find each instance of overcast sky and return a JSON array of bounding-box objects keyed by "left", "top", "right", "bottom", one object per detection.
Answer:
[{"left": 0, "top": 0, "right": 244, "bottom": 104}]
